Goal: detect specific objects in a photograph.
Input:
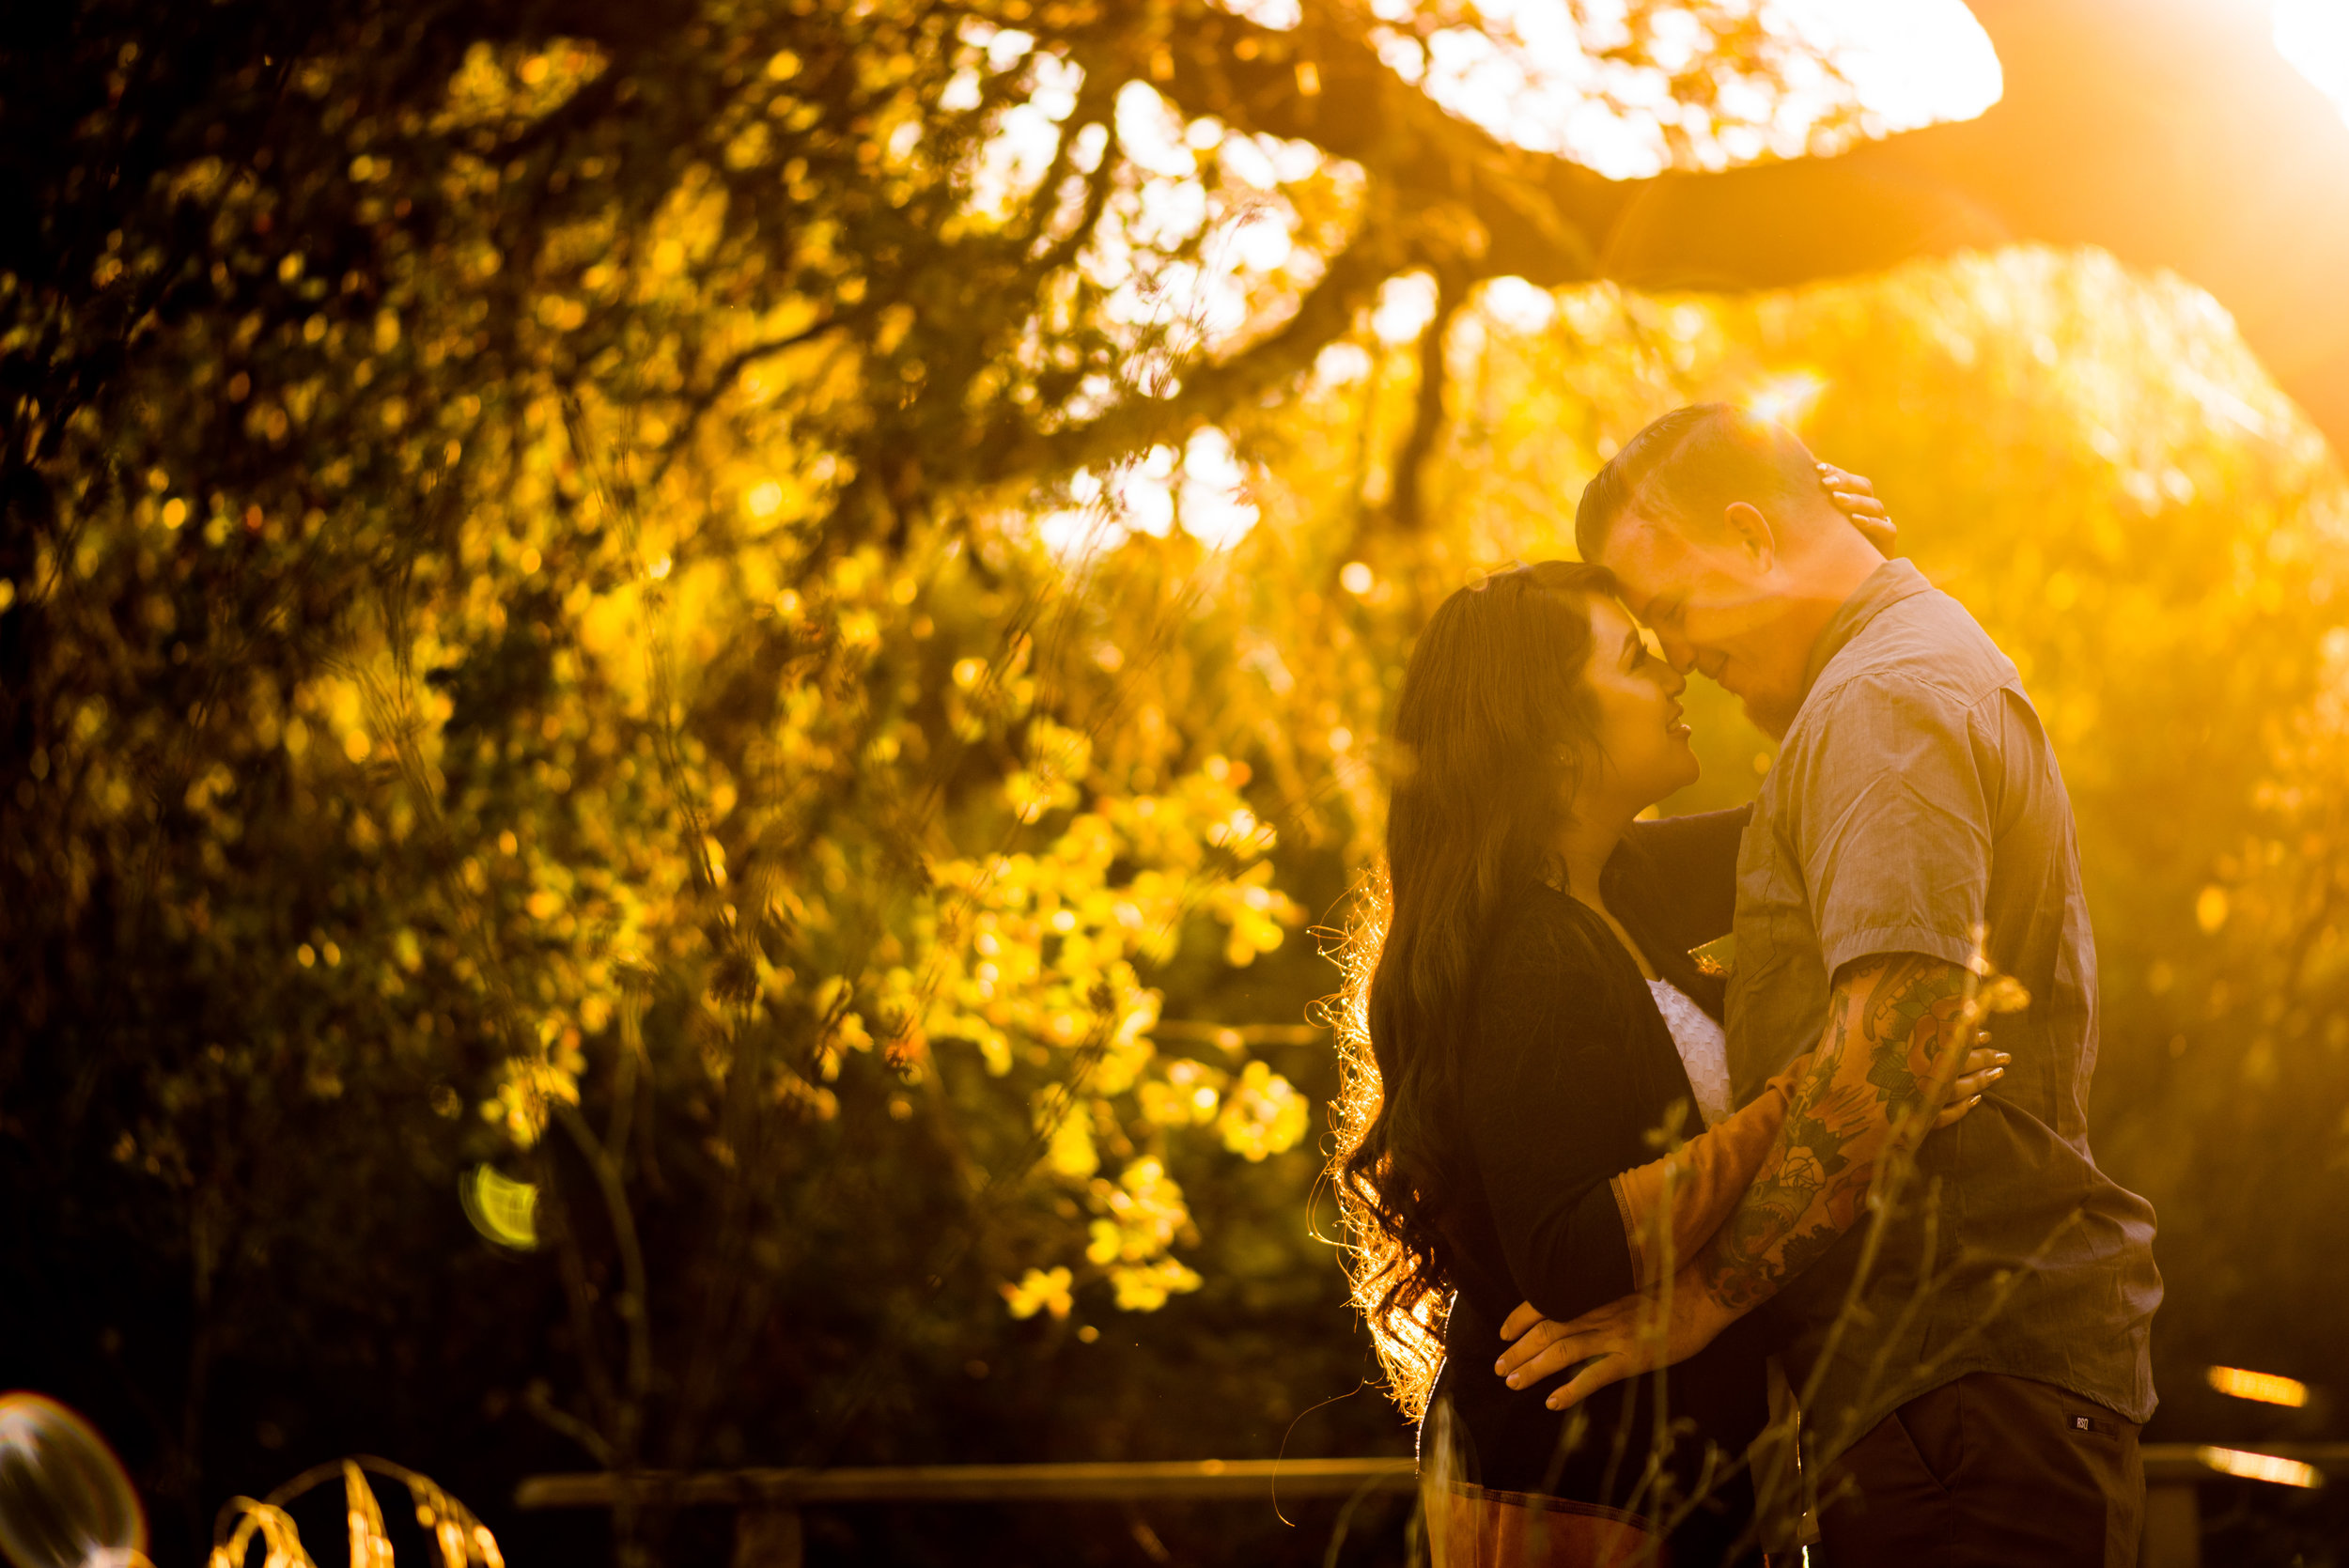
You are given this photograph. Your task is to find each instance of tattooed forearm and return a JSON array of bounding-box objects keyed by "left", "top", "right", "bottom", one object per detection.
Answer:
[
  {"left": 1696, "top": 953, "right": 1969, "bottom": 1314},
  {"left": 1860, "top": 955, "right": 1973, "bottom": 1113}
]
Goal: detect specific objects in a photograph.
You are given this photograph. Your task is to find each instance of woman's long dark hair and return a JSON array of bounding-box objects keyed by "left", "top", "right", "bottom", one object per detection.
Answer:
[{"left": 1330, "top": 561, "right": 1617, "bottom": 1418}]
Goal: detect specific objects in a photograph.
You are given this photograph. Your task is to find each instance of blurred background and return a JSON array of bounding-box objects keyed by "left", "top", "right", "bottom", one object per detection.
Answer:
[{"left": 4, "top": 0, "right": 2347, "bottom": 1562}]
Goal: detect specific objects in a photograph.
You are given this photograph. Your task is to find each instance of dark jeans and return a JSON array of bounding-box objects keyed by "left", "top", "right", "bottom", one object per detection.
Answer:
[{"left": 1814, "top": 1372, "right": 2142, "bottom": 1567}]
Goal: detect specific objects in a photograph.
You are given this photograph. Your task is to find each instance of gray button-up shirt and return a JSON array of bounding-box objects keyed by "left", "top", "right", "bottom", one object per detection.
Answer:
[{"left": 1726, "top": 559, "right": 2161, "bottom": 1458}]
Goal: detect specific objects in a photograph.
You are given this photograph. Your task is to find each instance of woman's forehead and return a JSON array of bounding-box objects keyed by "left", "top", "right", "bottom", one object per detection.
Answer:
[{"left": 1582, "top": 594, "right": 1637, "bottom": 639}]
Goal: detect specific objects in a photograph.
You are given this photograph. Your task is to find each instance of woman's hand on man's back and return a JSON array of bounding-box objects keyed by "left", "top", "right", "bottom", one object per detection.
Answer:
[
  {"left": 1935, "top": 1039, "right": 2008, "bottom": 1127},
  {"left": 1494, "top": 1266, "right": 1735, "bottom": 1411},
  {"left": 1488, "top": 1041, "right": 2005, "bottom": 1402}
]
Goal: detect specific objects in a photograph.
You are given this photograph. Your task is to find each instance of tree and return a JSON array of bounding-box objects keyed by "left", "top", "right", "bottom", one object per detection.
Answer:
[
  {"left": 7, "top": 2, "right": 2346, "bottom": 1564},
  {"left": 1151, "top": 0, "right": 2349, "bottom": 463},
  {"left": 0, "top": 2, "right": 1366, "bottom": 1558}
]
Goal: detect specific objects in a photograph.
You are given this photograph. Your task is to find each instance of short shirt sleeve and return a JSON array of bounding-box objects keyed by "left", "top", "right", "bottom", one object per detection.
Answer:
[{"left": 1785, "top": 672, "right": 1991, "bottom": 979}]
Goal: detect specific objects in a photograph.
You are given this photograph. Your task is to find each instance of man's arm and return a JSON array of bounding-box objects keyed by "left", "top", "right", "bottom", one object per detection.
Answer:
[
  {"left": 1494, "top": 951, "right": 1980, "bottom": 1404},
  {"left": 1696, "top": 951, "right": 1972, "bottom": 1313},
  {"left": 1610, "top": 1025, "right": 2002, "bottom": 1295}
]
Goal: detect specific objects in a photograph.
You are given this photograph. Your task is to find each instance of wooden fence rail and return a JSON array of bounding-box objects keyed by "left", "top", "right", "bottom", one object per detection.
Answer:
[{"left": 519, "top": 1445, "right": 2346, "bottom": 1567}]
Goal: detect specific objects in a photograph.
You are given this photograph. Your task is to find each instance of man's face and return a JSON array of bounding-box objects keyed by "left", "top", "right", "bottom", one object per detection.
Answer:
[{"left": 1600, "top": 506, "right": 1813, "bottom": 737}]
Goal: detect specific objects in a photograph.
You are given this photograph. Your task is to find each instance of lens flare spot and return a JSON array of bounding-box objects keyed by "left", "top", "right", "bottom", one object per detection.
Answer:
[
  {"left": 0, "top": 1393, "right": 147, "bottom": 1568},
  {"left": 2198, "top": 1446, "right": 2322, "bottom": 1488},
  {"left": 1746, "top": 371, "right": 1827, "bottom": 427},
  {"left": 459, "top": 1165, "right": 540, "bottom": 1250},
  {"left": 2207, "top": 1365, "right": 2310, "bottom": 1407}
]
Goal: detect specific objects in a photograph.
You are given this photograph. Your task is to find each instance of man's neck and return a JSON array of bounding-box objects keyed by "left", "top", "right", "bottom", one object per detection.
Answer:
[{"left": 1781, "top": 531, "right": 1889, "bottom": 692}]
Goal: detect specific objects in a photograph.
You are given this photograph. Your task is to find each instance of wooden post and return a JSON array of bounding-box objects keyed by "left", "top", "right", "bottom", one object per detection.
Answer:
[
  {"left": 2139, "top": 1480, "right": 2199, "bottom": 1568},
  {"left": 732, "top": 1505, "right": 803, "bottom": 1568}
]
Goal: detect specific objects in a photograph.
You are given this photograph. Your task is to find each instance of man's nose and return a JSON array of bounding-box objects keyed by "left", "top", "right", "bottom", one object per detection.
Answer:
[
  {"left": 1658, "top": 632, "right": 1697, "bottom": 675},
  {"left": 1659, "top": 660, "right": 1688, "bottom": 697}
]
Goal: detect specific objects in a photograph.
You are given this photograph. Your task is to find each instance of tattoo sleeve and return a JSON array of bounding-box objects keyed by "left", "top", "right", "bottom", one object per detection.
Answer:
[{"left": 1694, "top": 954, "right": 1972, "bottom": 1314}]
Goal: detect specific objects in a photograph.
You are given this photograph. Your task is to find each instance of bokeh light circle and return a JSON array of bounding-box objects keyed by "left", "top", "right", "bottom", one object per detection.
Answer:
[{"left": 0, "top": 1394, "right": 146, "bottom": 1568}]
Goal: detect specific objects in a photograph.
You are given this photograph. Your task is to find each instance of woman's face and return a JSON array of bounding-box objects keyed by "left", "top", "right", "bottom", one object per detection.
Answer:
[{"left": 1577, "top": 595, "right": 1699, "bottom": 814}]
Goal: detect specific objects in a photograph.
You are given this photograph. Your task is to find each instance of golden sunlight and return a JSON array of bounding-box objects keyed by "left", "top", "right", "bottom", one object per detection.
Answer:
[
  {"left": 1776, "top": 0, "right": 2004, "bottom": 128},
  {"left": 2275, "top": 0, "right": 2349, "bottom": 121},
  {"left": 1409, "top": 0, "right": 2002, "bottom": 174}
]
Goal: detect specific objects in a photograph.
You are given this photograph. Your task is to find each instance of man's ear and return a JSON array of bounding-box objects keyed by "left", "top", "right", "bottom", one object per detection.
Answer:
[{"left": 1722, "top": 501, "right": 1778, "bottom": 571}]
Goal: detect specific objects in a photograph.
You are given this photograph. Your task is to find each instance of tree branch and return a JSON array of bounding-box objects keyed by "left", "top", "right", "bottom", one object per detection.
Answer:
[
  {"left": 1388, "top": 265, "right": 1468, "bottom": 534},
  {"left": 983, "top": 216, "right": 1406, "bottom": 483},
  {"left": 1156, "top": 0, "right": 2349, "bottom": 459},
  {"left": 648, "top": 310, "right": 860, "bottom": 489}
]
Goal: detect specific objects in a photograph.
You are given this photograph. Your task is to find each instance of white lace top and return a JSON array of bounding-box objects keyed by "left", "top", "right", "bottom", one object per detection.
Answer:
[{"left": 1647, "top": 978, "right": 1734, "bottom": 1128}]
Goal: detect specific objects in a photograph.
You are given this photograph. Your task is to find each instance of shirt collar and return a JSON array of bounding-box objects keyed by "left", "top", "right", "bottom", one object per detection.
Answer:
[{"left": 1797, "top": 557, "right": 1935, "bottom": 705}]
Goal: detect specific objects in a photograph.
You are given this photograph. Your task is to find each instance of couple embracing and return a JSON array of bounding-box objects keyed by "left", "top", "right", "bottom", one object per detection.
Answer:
[{"left": 1338, "top": 405, "right": 2162, "bottom": 1565}]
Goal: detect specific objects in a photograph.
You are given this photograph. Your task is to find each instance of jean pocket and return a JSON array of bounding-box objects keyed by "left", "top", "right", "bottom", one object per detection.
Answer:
[{"left": 1885, "top": 1404, "right": 1958, "bottom": 1498}]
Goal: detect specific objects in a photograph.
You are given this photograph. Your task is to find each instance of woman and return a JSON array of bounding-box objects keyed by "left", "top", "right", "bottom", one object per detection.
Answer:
[{"left": 1333, "top": 546, "right": 2003, "bottom": 1565}]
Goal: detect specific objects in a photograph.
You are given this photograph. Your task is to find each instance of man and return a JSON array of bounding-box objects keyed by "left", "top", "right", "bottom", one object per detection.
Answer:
[{"left": 1497, "top": 404, "right": 2161, "bottom": 1563}]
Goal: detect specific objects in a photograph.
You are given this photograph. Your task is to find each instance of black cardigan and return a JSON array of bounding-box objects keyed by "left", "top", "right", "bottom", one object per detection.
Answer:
[{"left": 1425, "top": 807, "right": 1770, "bottom": 1564}]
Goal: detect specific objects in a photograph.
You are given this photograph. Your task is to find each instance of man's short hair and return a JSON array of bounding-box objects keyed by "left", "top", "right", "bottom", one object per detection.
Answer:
[{"left": 1574, "top": 403, "right": 1818, "bottom": 562}]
